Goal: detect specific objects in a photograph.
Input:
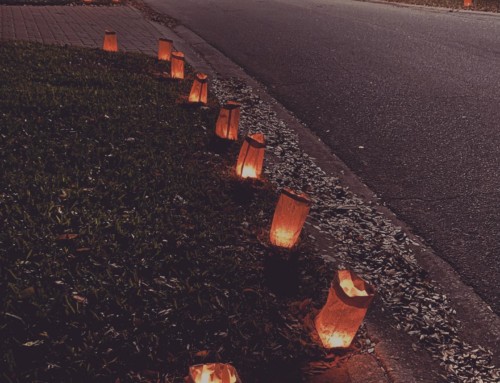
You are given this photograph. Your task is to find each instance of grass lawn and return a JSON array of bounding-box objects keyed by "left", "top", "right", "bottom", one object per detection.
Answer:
[{"left": 0, "top": 42, "right": 329, "bottom": 382}]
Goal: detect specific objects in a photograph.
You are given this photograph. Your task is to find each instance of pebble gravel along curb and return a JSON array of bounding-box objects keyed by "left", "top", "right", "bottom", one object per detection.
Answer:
[{"left": 210, "top": 78, "right": 499, "bottom": 383}]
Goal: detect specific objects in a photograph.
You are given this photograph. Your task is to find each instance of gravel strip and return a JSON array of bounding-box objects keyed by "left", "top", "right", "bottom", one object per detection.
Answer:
[{"left": 211, "top": 77, "right": 499, "bottom": 383}]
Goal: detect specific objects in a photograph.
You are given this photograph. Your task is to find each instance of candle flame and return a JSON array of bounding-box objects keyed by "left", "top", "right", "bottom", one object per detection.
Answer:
[
  {"left": 240, "top": 165, "right": 257, "bottom": 179},
  {"left": 191, "top": 363, "right": 238, "bottom": 383},
  {"left": 340, "top": 278, "right": 368, "bottom": 297},
  {"left": 200, "top": 365, "right": 212, "bottom": 383},
  {"left": 321, "top": 332, "right": 351, "bottom": 348},
  {"left": 271, "top": 228, "right": 295, "bottom": 248}
]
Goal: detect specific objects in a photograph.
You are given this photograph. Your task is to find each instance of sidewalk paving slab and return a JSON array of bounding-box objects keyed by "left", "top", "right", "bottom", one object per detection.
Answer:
[{"left": 0, "top": 5, "right": 169, "bottom": 55}]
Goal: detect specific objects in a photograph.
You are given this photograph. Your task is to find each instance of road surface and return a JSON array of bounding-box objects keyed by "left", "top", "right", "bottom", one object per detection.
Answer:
[{"left": 145, "top": 0, "right": 500, "bottom": 313}]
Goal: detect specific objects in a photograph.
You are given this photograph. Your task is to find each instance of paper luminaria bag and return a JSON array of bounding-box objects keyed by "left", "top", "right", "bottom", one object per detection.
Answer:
[
  {"left": 269, "top": 188, "right": 311, "bottom": 248},
  {"left": 215, "top": 101, "right": 241, "bottom": 140},
  {"left": 186, "top": 363, "right": 242, "bottom": 383},
  {"left": 171, "top": 51, "right": 185, "bottom": 79},
  {"left": 158, "top": 37, "right": 173, "bottom": 61},
  {"left": 235, "top": 133, "right": 266, "bottom": 179},
  {"left": 188, "top": 73, "right": 209, "bottom": 104},
  {"left": 103, "top": 31, "right": 118, "bottom": 52},
  {"left": 315, "top": 270, "right": 375, "bottom": 348}
]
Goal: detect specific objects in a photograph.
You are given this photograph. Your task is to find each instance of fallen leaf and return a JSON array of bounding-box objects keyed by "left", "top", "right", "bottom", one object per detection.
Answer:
[{"left": 56, "top": 233, "right": 78, "bottom": 240}]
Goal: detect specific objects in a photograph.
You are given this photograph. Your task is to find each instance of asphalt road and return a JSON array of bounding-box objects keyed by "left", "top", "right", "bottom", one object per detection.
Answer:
[{"left": 145, "top": 0, "right": 500, "bottom": 314}]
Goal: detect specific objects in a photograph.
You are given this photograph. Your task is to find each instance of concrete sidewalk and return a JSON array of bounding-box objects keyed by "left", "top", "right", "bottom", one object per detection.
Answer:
[{"left": 0, "top": 5, "right": 166, "bottom": 54}]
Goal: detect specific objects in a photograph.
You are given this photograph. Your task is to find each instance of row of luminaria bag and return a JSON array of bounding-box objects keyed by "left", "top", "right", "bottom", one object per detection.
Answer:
[
  {"left": 189, "top": 46, "right": 374, "bottom": 353},
  {"left": 100, "top": 31, "right": 375, "bottom": 356},
  {"left": 215, "top": 104, "right": 309, "bottom": 246},
  {"left": 101, "top": 34, "right": 183, "bottom": 81},
  {"left": 214, "top": 102, "right": 266, "bottom": 179},
  {"left": 156, "top": 37, "right": 183, "bottom": 79},
  {"left": 268, "top": 190, "right": 375, "bottom": 348},
  {"left": 184, "top": 257, "right": 375, "bottom": 377},
  {"left": 103, "top": 34, "right": 173, "bottom": 59}
]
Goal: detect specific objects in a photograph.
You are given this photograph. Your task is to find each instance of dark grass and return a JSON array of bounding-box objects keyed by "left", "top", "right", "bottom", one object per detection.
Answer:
[{"left": 0, "top": 42, "right": 332, "bottom": 383}]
